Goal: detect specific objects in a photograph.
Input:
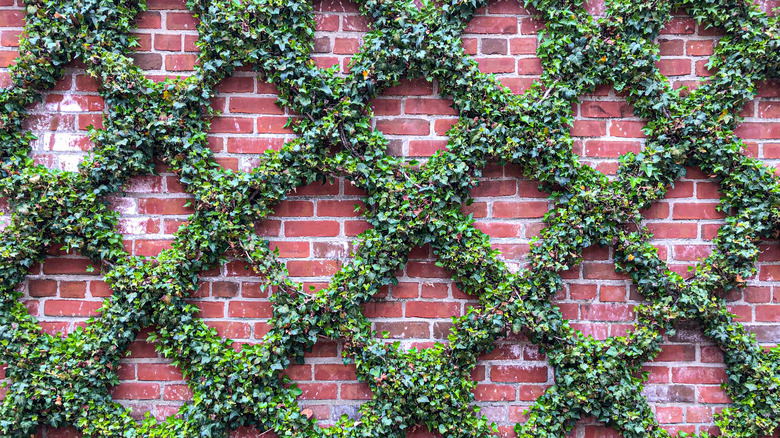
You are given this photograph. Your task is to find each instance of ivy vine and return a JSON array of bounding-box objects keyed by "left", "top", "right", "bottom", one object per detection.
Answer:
[{"left": 1, "top": 0, "right": 779, "bottom": 436}]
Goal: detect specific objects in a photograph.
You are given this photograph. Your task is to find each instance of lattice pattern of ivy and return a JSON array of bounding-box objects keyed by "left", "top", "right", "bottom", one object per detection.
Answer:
[{"left": 1, "top": 0, "right": 779, "bottom": 436}]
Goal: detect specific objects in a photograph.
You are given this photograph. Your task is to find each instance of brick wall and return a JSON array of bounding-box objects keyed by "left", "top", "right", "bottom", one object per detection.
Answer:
[{"left": 1, "top": 0, "right": 780, "bottom": 436}]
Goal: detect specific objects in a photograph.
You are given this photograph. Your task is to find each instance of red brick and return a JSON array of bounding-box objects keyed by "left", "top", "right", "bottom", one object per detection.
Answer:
[
  {"left": 134, "top": 239, "right": 173, "bottom": 257},
  {"left": 333, "top": 37, "right": 360, "bottom": 54},
  {"left": 406, "top": 301, "right": 460, "bottom": 318},
  {"left": 163, "top": 384, "right": 193, "bottom": 401},
  {"left": 209, "top": 117, "right": 254, "bottom": 133},
  {"left": 759, "top": 102, "right": 780, "bottom": 118},
  {"left": 672, "top": 203, "right": 726, "bottom": 220},
  {"left": 297, "top": 383, "right": 337, "bottom": 400},
  {"left": 375, "top": 118, "right": 429, "bottom": 135},
  {"left": 314, "top": 364, "right": 357, "bottom": 380},
  {"left": 660, "top": 18, "right": 695, "bottom": 34},
  {"left": 479, "top": 345, "right": 523, "bottom": 361},
  {"left": 216, "top": 76, "right": 255, "bottom": 93},
  {"left": 570, "top": 284, "right": 597, "bottom": 300},
  {"left": 659, "top": 38, "right": 685, "bottom": 56},
  {"left": 584, "top": 140, "right": 641, "bottom": 157},
  {"left": 490, "top": 365, "right": 548, "bottom": 382},
  {"left": 571, "top": 120, "right": 606, "bottom": 136},
  {"left": 138, "top": 198, "right": 194, "bottom": 215},
  {"left": 695, "top": 59, "right": 716, "bottom": 77},
  {"left": 269, "top": 241, "right": 310, "bottom": 258},
  {"left": 687, "top": 406, "right": 712, "bottom": 423},
  {"left": 44, "top": 300, "right": 102, "bottom": 317},
  {"left": 473, "top": 222, "right": 521, "bottom": 238},
  {"left": 137, "top": 364, "right": 184, "bottom": 381},
  {"left": 686, "top": 40, "right": 715, "bottom": 56},
  {"left": 0, "top": 50, "right": 18, "bottom": 67},
  {"left": 581, "top": 101, "right": 634, "bottom": 118},
  {"left": 464, "top": 17, "right": 517, "bottom": 34},
  {"left": 257, "top": 116, "right": 293, "bottom": 133},
  {"left": 146, "top": 0, "right": 186, "bottom": 8},
  {"left": 609, "top": 121, "right": 647, "bottom": 138},
  {"left": 490, "top": 0, "right": 528, "bottom": 13},
  {"left": 74, "top": 74, "right": 99, "bottom": 92},
  {"left": 28, "top": 280, "right": 57, "bottom": 297},
  {"left": 371, "top": 99, "right": 402, "bottom": 116},
  {"left": 405, "top": 98, "right": 456, "bottom": 116},
  {"left": 409, "top": 140, "right": 449, "bottom": 156},
  {"left": 471, "top": 180, "right": 517, "bottom": 197},
  {"left": 374, "top": 321, "right": 429, "bottom": 338},
  {"left": 384, "top": 78, "right": 434, "bottom": 96},
  {"left": 227, "top": 301, "right": 273, "bottom": 318},
  {"left": 671, "top": 367, "right": 726, "bottom": 384},
  {"left": 167, "top": 12, "right": 198, "bottom": 30},
  {"left": 510, "top": 38, "right": 536, "bottom": 54},
  {"left": 287, "top": 260, "right": 340, "bottom": 277},
  {"left": 698, "top": 386, "right": 731, "bottom": 403},
  {"left": 492, "top": 201, "right": 547, "bottom": 218},
  {"left": 317, "top": 200, "right": 364, "bottom": 217},
  {"left": 207, "top": 321, "right": 250, "bottom": 339},
  {"left": 756, "top": 305, "right": 780, "bottom": 322},
  {"left": 271, "top": 200, "right": 313, "bottom": 217},
  {"left": 343, "top": 15, "right": 370, "bottom": 32},
  {"left": 476, "top": 57, "right": 516, "bottom": 73},
  {"left": 656, "top": 59, "right": 691, "bottom": 76},
  {"left": 192, "top": 301, "right": 224, "bottom": 318},
  {"left": 229, "top": 97, "right": 284, "bottom": 115},
  {"left": 226, "top": 137, "right": 285, "bottom": 154},
  {"left": 516, "top": 58, "right": 542, "bottom": 75},
  {"left": 0, "top": 10, "right": 24, "bottom": 27},
  {"left": 111, "top": 383, "right": 160, "bottom": 399},
  {"left": 407, "top": 261, "right": 450, "bottom": 278},
  {"left": 646, "top": 222, "right": 697, "bottom": 239},
  {"left": 580, "top": 303, "right": 634, "bottom": 321},
  {"left": 315, "top": 14, "right": 339, "bottom": 32},
  {"left": 361, "top": 301, "right": 402, "bottom": 318},
  {"left": 165, "top": 54, "right": 197, "bottom": 71},
  {"left": 481, "top": 38, "right": 508, "bottom": 55},
  {"left": 137, "top": 12, "right": 161, "bottom": 28},
  {"left": 90, "top": 281, "right": 112, "bottom": 297},
  {"left": 341, "top": 383, "right": 372, "bottom": 400},
  {"left": 599, "top": 285, "right": 625, "bottom": 302},
  {"left": 655, "top": 345, "right": 696, "bottom": 362},
  {"left": 154, "top": 34, "right": 181, "bottom": 51},
  {"left": 211, "top": 281, "right": 239, "bottom": 298},
  {"left": 672, "top": 245, "right": 712, "bottom": 261},
  {"left": 42, "top": 258, "right": 99, "bottom": 275},
  {"left": 59, "top": 281, "right": 86, "bottom": 298},
  {"left": 474, "top": 384, "right": 515, "bottom": 401},
  {"left": 520, "top": 17, "right": 544, "bottom": 34},
  {"left": 656, "top": 406, "right": 683, "bottom": 423},
  {"left": 284, "top": 220, "right": 339, "bottom": 237}
]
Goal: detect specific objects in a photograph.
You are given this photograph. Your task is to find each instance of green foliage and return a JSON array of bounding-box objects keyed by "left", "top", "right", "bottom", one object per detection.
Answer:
[{"left": 0, "top": 0, "right": 779, "bottom": 436}]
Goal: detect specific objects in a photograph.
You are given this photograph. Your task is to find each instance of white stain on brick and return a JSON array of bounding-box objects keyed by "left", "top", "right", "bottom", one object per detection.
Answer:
[
  {"left": 58, "top": 155, "right": 84, "bottom": 172},
  {"left": 118, "top": 218, "right": 152, "bottom": 235},
  {"left": 46, "top": 95, "right": 82, "bottom": 112},
  {"left": 107, "top": 197, "right": 138, "bottom": 215},
  {"left": 46, "top": 133, "right": 88, "bottom": 151},
  {"left": 126, "top": 178, "right": 159, "bottom": 193}
]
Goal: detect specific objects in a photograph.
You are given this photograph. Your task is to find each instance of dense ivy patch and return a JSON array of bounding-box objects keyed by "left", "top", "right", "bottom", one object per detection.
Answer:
[{"left": 1, "top": 0, "right": 779, "bottom": 436}]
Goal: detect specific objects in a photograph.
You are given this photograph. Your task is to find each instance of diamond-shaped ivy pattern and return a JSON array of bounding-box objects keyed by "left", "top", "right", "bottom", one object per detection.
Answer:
[{"left": 1, "top": 0, "right": 780, "bottom": 437}]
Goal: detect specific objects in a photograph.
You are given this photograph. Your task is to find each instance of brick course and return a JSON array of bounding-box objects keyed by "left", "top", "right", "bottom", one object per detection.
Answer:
[{"left": 1, "top": 0, "right": 779, "bottom": 436}]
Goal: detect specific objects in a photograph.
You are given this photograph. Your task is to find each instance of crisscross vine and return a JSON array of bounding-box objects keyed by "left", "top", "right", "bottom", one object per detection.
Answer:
[{"left": 1, "top": 0, "right": 779, "bottom": 436}]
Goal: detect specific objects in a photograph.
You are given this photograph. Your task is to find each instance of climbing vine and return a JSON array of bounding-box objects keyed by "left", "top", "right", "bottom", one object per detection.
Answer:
[{"left": 1, "top": 0, "right": 779, "bottom": 436}]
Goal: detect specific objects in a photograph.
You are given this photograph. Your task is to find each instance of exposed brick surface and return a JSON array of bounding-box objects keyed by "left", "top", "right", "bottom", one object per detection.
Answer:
[{"left": 2, "top": 0, "right": 779, "bottom": 436}]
